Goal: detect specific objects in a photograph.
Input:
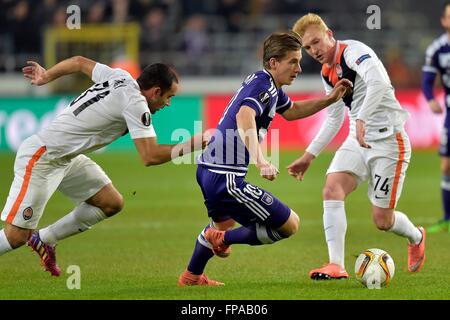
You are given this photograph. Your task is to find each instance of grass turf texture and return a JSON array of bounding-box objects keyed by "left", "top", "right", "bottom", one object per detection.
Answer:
[{"left": 0, "top": 150, "right": 449, "bottom": 300}]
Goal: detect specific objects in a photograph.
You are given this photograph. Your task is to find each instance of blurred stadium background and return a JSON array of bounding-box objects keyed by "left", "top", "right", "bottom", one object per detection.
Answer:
[
  {"left": 1, "top": 0, "right": 450, "bottom": 300},
  {"left": 0, "top": 0, "right": 446, "bottom": 152}
]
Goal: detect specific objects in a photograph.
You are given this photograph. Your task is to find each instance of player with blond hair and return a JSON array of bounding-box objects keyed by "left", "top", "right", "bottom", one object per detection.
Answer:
[{"left": 288, "top": 13, "right": 425, "bottom": 279}]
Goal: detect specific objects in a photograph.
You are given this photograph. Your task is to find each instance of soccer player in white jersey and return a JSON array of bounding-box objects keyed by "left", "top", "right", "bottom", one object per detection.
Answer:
[
  {"left": 287, "top": 14, "right": 426, "bottom": 279},
  {"left": 0, "top": 56, "right": 205, "bottom": 276}
]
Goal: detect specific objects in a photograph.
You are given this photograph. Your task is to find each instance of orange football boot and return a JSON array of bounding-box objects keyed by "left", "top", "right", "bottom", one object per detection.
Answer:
[
  {"left": 177, "top": 269, "right": 224, "bottom": 286},
  {"left": 309, "top": 263, "right": 349, "bottom": 280}
]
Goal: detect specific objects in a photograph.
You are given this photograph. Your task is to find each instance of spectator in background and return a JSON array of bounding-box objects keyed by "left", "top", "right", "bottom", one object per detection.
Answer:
[
  {"left": 140, "top": 7, "right": 170, "bottom": 52},
  {"left": 10, "top": 1, "right": 40, "bottom": 54},
  {"left": 112, "top": 0, "right": 129, "bottom": 24},
  {"left": 35, "top": 0, "right": 59, "bottom": 25},
  {"left": 181, "top": 15, "right": 209, "bottom": 74},
  {"left": 52, "top": 5, "right": 68, "bottom": 27},
  {"left": 87, "top": 1, "right": 106, "bottom": 24},
  {"left": 385, "top": 47, "right": 414, "bottom": 88},
  {"left": 218, "top": 0, "right": 244, "bottom": 33},
  {"left": 8, "top": 0, "right": 41, "bottom": 70}
]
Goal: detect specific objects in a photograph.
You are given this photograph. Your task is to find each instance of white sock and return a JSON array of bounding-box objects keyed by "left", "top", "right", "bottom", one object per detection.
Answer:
[
  {"left": 388, "top": 211, "right": 422, "bottom": 244},
  {"left": 40, "top": 202, "right": 107, "bottom": 245},
  {"left": 0, "top": 229, "right": 13, "bottom": 255},
  {"left": 323, "top": 200, "right": 347, "bottom": 268}
]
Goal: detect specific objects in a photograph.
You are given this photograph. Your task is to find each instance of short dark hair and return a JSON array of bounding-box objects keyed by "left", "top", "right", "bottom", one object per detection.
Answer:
[
  {"left": 137, "top": 63, "right": 179, "bottom": 94},
  {"left": 263, "top": 31, "right": 302, "bottom": 70},
  {"left": 443, "top": 2, "right": 450, "bottom": 16}
]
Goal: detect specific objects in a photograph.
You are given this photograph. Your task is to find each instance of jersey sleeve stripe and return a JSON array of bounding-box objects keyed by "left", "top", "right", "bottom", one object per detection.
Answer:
[
  {"left": 422, "top": 66, "right": 437, "bottom": 73},
  {"left": 276, "top": 99, "right": 291, "bottom": 109},
  {"left": 242, "top": 97, "right": 264, "bottom": 115}
]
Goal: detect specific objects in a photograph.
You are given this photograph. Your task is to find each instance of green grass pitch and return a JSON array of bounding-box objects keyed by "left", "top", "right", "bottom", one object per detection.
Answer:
[{"left": 0, "top": 150, "right": 449, "bottom": 300}]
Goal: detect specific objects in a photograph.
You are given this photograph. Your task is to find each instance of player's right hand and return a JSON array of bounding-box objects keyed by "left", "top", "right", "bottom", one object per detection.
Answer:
[
  {"left": 22, "top": 61, "right": 49, "bottom": 86},
  {"left": 257, "top": 160, "right": 279, "bottom": 181},
  {"left": 329, "top": 78, "right": 353, "bottom": 102},
  {"left": 286, "top": 152, "right": 315, "bottom": 181}
]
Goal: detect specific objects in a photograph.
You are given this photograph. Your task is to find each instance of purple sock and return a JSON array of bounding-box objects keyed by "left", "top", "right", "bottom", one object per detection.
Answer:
[
  {"left": 442, "top": 175, "right": 450, "bottom": 220},
  {"left": 224, "top": 224, "right": 284, "bottom": 245},
  {"left": 187, "top": 225, "right": 214, "bottom": 275},
  {"left": 224, "top": 225, "right": 261, "bottom": 245}
]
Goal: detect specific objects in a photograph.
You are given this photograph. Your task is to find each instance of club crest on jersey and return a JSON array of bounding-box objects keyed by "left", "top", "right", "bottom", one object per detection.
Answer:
[
  {"left": 259, "top": 91, "right": 271, "bottom": 105},
  {"left": 261, "top": 193, "right": 273, "bottom": 206},
  {"left": 23, "top": 207, "right": 33, "bottom": 220},
  {"left": 141, "top": 112, "right": 151, "bottom": 126},
  {"left": 335, "top": 64, "right": 343, "bottom": 77},
  {"left": 356, "top": 54, "right": 371, "bottom": 65}
]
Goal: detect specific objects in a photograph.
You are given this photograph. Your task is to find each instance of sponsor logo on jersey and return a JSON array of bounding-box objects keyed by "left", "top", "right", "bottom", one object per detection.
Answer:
[
  {"left": 356, "top": 54, "right": 371, "bottom": 65},
  {"left": 23, "top": 207, "right": 33, "bottom": 220},
  {"left": 335, "top": 64, "right": 343, "bottom": 77},
  {"left": 259, "top": 91, "right": 271, "bottom": 105},
  {"left": 261, "top": 193, "right": 273, "bottom": 206},
  {"left": 113, "top": 79, "right": 126, "bottom": 89},
  {"left": 141, "top": 112, "right": 151, "bottom": 126}
]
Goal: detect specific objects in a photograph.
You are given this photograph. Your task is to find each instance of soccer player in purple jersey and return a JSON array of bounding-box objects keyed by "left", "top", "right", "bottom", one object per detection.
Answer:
[
  {"left": 178, "top": 31, "right": 351, "bottom": 286},
  {"left": 422, "top": 2, "right": 450, "bottom": 233}
]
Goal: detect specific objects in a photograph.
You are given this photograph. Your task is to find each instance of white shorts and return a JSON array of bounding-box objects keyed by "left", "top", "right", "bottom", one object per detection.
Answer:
[
  {"left": 1, "top": 135, "right": 111, "bottom": 229},
  {"left": 326, "top": 132, "right": 411, "bottom": 209}
]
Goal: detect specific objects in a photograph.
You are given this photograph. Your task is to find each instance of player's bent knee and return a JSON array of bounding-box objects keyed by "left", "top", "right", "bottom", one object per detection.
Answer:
[
  {"left": 372, "top": 214, "right": 393, "bottom": 230},
  {"left": 322, "top": 185, "right": 344, "bottom": 200},
  {"left": 374, "top": 220, "right": 392, "bottom": 231},
  {"left": 372, "top": 207, "right": 394, "bottom": 231},
  {"left": 103, "top": 194, "right": 124, "bottom": 217},
  {"left": 278, "top": 211, "right": 299, "bottom": 237},
  {"left": 213, "top": 219, "right": 235, "bottom": 231}
]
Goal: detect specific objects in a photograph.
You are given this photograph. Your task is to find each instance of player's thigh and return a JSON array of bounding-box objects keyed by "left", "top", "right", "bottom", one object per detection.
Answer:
[
  {"left": 58, "top": 155, "right": 112, "bottom": 205},
  {"left": 367, "top": 133, "right": 411, "bottom": 209},
  {"left": 326, "top": 138, "right": 369, "bottom": 186},
  {"left": 439, "top": 125, "right": 450, "bottom": 157},
  {"left": 1, "top": 145, "right": 64, "bottom": 229},
  {"left": 277, "top": 209, "right": 299, "bottom": 236},
  {"left": 441, "top": 156, "right": 450, "bottom": 175},
  {"left": 222, "top": 173, "right": 291, "bottom": 229}
]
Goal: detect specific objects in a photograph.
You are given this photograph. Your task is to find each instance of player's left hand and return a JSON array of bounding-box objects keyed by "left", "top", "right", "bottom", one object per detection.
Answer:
[
  {"left": 201, "top": 131, "right": 211, "bottom": 149},
  {"left": 328, "top": 78, "right": 353, "bottom": 102},
  {"left": 257, "top": 160, "right": 279, "bottom": 181},
  {"left": 190, "top": 131, "right": 211, "bottom": 151},
  {"left": 22, "top": 61, "right": 49, "bottom": 86},
  {"left": 356, "top": 119, "right": 371, "bottom": 149}
]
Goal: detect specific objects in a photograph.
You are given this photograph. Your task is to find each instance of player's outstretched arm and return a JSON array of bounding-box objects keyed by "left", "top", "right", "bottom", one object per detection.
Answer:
[
  {"left": 22, "top": 56, "right": 96, "bottom": 86},
  {"left": 281, "top": 79, "right": 352, "bottom": 121},
  {"left": 286, "top": 151, "right": 315, "bottom": 181},
  {"left": 427, "top": 99, "right": 443, "bottom": 114},
  {"left": 236, "top": 106, "right": 279, "bottom": 181},
  {"left": 133, "top": 133, "right": 208, "bottom": 166}
]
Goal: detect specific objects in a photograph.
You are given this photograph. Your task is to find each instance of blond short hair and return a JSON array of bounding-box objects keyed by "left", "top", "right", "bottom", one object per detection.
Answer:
[{"left": 292, "top": 13, "right": 329, "bottom": 38}]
